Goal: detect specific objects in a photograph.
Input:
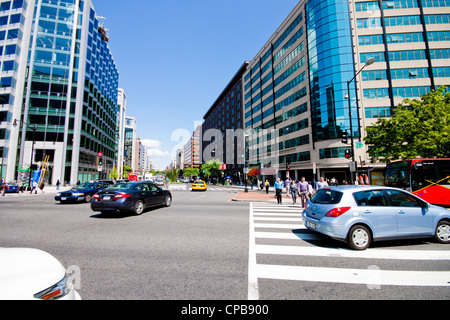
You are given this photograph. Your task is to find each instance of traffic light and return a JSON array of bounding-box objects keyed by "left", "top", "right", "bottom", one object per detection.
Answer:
[
  {"left": 341, "top": 130, "right": 348, "bottom": 144},
  {"left": 345, "top": 149, "right": 352, "bottom": 159},
  {"left": 99, "top": 156, "right": 103, "bottom": 165}
]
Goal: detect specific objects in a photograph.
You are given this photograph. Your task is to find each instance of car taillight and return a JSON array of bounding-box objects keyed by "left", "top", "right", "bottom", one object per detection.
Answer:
[
  {"left": 325, "top": 207, "right": 351, "bottom": 217},
  {"left": 114, "top": 193, "right": 131, "bottom": 199},
  {"left": 93, "top": 194, "right": 100, "bottom": 199}
]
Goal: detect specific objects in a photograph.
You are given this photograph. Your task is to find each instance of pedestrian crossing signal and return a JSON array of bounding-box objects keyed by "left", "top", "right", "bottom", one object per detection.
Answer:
[{"left": 345, "top": 149, "right": 352, "bottom": 159}]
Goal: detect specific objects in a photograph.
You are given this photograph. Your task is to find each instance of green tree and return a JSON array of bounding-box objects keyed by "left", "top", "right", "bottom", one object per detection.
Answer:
[
  {"left": 200, "top": 159, "right": 223, "bottom": 180},
  {"left": 110, "top": 167, "right": 118, "bottom": 180},
  {"left": 364, "top": 86, "right": 450, "bottom": 163},
  {"left": 123, "top": 165, "right": 133, "bottom": 177},
  {"left": 184, "top": 167, "right": 199, "bottom": 177}
]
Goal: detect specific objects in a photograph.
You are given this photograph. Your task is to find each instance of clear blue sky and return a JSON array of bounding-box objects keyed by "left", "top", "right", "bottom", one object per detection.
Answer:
[{"left": 92, "top": 0, "right": 300, "bottom": 170}]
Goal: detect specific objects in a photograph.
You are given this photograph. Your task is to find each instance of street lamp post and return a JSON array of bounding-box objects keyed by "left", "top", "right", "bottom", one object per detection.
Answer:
[
  {"left": 345, "top": 57, "right": 375, "bottom": 184},
  {"left": 13, "top": 119, "right": 37, "bottom": 188}
]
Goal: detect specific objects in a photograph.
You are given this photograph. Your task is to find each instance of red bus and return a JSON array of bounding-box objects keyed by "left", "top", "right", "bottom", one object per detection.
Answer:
[{"left": 385, "top": 159, "right": 450, "bottom": 207}]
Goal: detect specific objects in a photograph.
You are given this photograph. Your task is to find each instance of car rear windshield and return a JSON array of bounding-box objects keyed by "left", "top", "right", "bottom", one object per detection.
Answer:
[
  {"left": 311, "top": 189, "right": 343, "bottom": 204},
  {"left": 110, "top": 183, "right": 134, "bottom": 189}
]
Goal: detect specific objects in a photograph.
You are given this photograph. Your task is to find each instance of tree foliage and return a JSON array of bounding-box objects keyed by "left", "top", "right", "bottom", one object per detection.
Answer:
[
  {"left": 183, "top": 167, "right": 199, "bottom": 177},
  {"left": 200, "top": 159, "right": 223, "bottom": 180},
  {"left": 364, "top": 86, "right": 450, "bottom": 163}
]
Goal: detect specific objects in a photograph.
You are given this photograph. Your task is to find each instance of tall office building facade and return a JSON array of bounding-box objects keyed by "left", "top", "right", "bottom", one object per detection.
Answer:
[
  {"left": 202, "top": 61, "right": 248, "bottom": 179},
  {"left": 1, "top": 0, "right": 118, "bottom": 185},
  {"left": 244, "top": 0, "right": 450, "bottom": 183}
]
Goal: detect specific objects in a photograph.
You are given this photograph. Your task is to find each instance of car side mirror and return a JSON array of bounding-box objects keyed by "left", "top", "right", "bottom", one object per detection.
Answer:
[{"left": 419, "top": 200, "right": 429, "bottom": 211}]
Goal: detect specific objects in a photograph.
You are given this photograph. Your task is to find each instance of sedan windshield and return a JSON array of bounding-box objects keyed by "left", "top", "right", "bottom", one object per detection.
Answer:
[{"left": 77, "top": 182, "right": 97, "bottom": 189}]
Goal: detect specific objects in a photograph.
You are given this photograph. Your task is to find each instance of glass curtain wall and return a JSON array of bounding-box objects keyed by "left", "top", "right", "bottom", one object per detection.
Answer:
[{"left": 306, "top": 0, "right": 358, "bottom": 142}]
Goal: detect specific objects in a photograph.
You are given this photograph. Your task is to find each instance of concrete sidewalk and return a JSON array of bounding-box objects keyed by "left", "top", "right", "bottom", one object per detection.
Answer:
[
  {"left": 231, "top": 189, "right": 295, "bottom": 203},
  {"left": 1, "top": 186, "right": 71, "bottom": 198}
]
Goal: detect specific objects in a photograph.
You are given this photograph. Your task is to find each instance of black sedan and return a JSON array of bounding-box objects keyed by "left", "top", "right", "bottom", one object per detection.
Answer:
[
  {"left": 55, "top": 181, "right": 113, "bottom": 203},
  {"left": 91, "top": 181, "right": 172, "bottom": 215}
]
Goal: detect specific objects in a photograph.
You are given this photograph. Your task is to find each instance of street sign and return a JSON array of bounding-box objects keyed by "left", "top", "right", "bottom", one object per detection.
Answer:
[
  {"left": 97, "top": 152, "right": 103, "bottom": 157},
  {"left": 356, "top": 142, "right": 364, "bottom": 149},
  {"left": 98, "top": 165, "right": 102, "bottom": 172},
  {"left": 348, "top": 161, "right": 357, "bottom": 172}
]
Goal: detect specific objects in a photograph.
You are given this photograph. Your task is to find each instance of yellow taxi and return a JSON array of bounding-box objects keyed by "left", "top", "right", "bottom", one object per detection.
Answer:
[{"left": 191, "top": 180, "right": 207, "bottom": 191}]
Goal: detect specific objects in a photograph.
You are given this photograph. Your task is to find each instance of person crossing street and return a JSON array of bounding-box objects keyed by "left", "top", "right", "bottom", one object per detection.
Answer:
[
  {"left": 298, "top": 176, "right": 310, "bottom": 208},
  {"left": 274, "top": 178, "right": 284, "bottom": 204}
]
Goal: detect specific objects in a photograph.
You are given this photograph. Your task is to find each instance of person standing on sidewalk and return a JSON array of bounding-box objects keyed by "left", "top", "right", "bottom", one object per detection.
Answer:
[
  {"left": 264, "top": 179, "right": 270, "bottom": 194},
  {"left": 274, "top": 178, "right": 284, "bottom": 204},
  {"left": 298, "top": 177, "right": 310, "bottom": 208}
]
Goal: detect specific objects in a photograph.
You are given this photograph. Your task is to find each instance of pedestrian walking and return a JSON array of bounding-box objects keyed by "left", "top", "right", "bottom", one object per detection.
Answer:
[
  {"left": 1, "top": 178, "right": 6, "bottom": 197},
  {"left": 56, "top": 179, "right": 60, "bottom": 190},
  {"left": 317, "top": 177, "right": 329, "bottom": 189},
  {"left": 298, "top": 177, "right": 310, "bottom": 208},
  {"left": 30, "top": 180, "right": 38, "bottom": 194},
  {"left": 18, "top": 180, "right": 24, "bottom": 193},
  {"left": 39, "top": 181, "right": 45, "bottom": 194},
  {"left": 290, "top": 180, "right": 298, "bottom": 204},
  {"left": 264, "top": 179, "right": 270, "bottom": 194},
  {"left": 274, "top": 178, "right": 284, "bottom": 204},
  {"left": 285, "top": 177, "right": 291, "bottom": 195}
]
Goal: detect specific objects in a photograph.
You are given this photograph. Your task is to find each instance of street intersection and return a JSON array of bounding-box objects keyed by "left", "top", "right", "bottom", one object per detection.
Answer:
[{"left": 0, "top": 186, "right": 449, "bottom": 300}]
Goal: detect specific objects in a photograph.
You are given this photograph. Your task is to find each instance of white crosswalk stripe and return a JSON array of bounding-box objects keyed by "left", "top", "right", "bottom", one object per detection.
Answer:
[{"left": 247, "top": 202, "right": 450, "bottom": 300}]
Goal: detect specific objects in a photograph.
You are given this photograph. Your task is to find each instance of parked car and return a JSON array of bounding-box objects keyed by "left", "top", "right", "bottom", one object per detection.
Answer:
[
  {"left": 0, "top": 247, "right": 81, "bottom": 300},
  {"left": 155, "top": 179, "right": 164, "bottom": 186},
  {"left": 91, "top": 181, "right": 172, "bottom": 215},
  {"left": 303, "top": 186, "right": 450, "bottom": 250},
  {"left": 4, "top": 183, "right": 19, "bottom": 193},
  {"left": 55, "top": 181, "right": 113, "bottom": 203},
  {"left": 191, "top": 180, "right": 207, "bottom": 191}
]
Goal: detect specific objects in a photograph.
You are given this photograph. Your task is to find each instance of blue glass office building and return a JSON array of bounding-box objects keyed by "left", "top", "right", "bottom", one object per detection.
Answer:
[
  {"left": 1, "top": 0, "right": 119, "bottom": 185},
  {"left": 243, "top": 0, "right": 450, "bottom": 183}
]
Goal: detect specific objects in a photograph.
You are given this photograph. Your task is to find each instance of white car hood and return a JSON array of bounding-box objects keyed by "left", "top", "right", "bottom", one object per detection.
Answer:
[{"left": 0, "top": 248, "right": 66, "bottom": 300}]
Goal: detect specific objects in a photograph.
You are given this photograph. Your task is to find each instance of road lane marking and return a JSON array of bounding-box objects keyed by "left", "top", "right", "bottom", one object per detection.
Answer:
[
  {"left": 254, "top": 223, "right": 305, "bottom": 229},
  {"left": 248, "top": 202, "right": 450, "bottom": 299},
  {"left": 254, "top": 231, "right": 322, "bottom": 240},
  {"left": 254, "top": 244, "right": 450, "bottom": 260},
  {"left": 255, "top": 264, "right": 450, "bottom": 287},
  {"left": 248, "top": 203, "right": 259, "bottom": 300}
]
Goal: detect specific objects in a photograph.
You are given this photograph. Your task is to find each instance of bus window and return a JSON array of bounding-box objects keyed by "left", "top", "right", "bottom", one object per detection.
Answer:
[{"left": 385, "top": 160, "right": 411, "bottom": 189}]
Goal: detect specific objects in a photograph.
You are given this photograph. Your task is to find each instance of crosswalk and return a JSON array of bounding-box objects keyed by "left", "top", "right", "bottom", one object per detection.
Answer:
[{"left": 247, "top": 202, "right": 450, "bottom": 300}]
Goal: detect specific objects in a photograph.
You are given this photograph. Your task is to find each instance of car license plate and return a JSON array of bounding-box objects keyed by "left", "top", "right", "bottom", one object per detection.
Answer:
[
  {"left": 307, "top": 221, "right": 316, "bottom": 230},
  {"left": 61, "top": 197, "right": 66, "bottom": 201},
  {"left": 103, "top": 196, "right": 110, "bottom": 200}
]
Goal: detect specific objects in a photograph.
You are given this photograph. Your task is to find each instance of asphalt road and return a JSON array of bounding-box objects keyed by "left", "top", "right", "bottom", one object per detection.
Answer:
[
  {"left": 1, "top": 187, "right": 449, "bottom": 302},
  {"left": 0, "top": 188, "right": 249, "bottom": 300}
]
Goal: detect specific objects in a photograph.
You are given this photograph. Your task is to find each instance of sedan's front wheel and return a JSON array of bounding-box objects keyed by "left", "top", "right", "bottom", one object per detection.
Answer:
[
  {"left": 164, "top": 195, "right": 172, "bottom": 207},
  {"left": 133, "top": 200, "right": 145, "bottom": 215},
  {"left": 435, "top": 220, "right": 450, "bottom": 244},
  {"left": 348, "top": 225, "right": 371, "bottom": 250}
]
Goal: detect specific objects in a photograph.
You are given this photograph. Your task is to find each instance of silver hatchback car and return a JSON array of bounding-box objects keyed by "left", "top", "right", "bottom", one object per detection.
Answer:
[{"left": 303, "top": 186, "right": 450, "bottom": 250}]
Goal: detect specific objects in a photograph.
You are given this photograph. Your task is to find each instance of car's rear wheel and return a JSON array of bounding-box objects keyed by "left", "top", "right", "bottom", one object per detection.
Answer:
[
  {"left": 435, "top": 220, "right": 450, "bottom": 244},
  {"left": 348, "top": 225, "right": 371, "bottom": 250},
  {"left": 133, "top": 200, "right": 145, "bottom": 215},
  {"left": 164, "top": 195, "right": 172, "bottom": 207}
]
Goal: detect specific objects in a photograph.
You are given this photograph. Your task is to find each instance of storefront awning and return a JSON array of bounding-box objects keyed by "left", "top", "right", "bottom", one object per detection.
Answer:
[{"left": 247, "top": 168, "right": 260, "bottom": 176}]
